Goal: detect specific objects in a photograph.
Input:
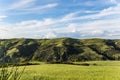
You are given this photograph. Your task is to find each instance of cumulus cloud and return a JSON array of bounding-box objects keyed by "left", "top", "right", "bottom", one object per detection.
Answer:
[
  {"left": 91, "top": 30, "right": 104, "bottom": 35},
  {"left": 67, "top": 24, "right": 77, "bottom": 33},
  {"left": 43, "top": 32, "right": 57, "bottom": 38}
]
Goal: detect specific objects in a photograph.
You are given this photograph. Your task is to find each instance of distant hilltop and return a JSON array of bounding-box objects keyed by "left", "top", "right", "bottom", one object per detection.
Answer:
[{"left": 0, "top": 38, "right": 120, "bottom": 63}]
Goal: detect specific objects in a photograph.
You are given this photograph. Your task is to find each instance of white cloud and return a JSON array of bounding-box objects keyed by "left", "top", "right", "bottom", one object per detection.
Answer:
[
  {"left": 73, "top": 17, "right": 120, "bottom": 38},
  {"left": 62, "top": 10, "right": 99, "bottom": 21},
  {"left": 0, "top": 16, "right": 7, "bottom": 21},
  {"left": 62, "top": 2, "right": 120, "bottom": 21},
  {"left": 4, "top": 0, "right": 58, "bottom": 15},
  {"left": 67, "top": 24, "right": 76, "bottom": 33},
  {"left": 15, "top": 18, "right": 57, "bottom": 29},
  {"left": 8, "top": 0, "right": 35, "bottom": 10},
  {"left": 0, "top": 1, "right": 120, "bottom": 39},
  {"left": 0, "top": 16, "right": 120, "bottom": 39},
  {"left": 43, "top": 32, "right": 57, "bottom": 38},
  {"left": 0, "top": 28, "right": 14, "bottom": 39},
  {"left": 59, "top": 3, "right": 120, "bottom": 38},
  {"left": 80, "top": 30, "right": 105, "bottom": 37},
  {"left": 23, "top": 3, "right": 58, "bottom": 11},
  {"left": 0, "top": 16, "right": 7, "bottom": 19},
  {"left": 90, "top": 30, "right": 104, "bottom": 35},
  {"left": 41, "top": 3, "right": 57, "bottom": 9},
  {"left": 109, "top": 0, "right": 118, "bottom": 4},
  {"left": 63, "top": 11, "right": 80, "bottom": 20},
  {"left": 78, "top": 18, "right": 120, "bottom": 30}
]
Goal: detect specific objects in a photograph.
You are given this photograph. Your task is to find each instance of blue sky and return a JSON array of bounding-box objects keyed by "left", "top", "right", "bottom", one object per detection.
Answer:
[{"left": 0, "top": 0, "right": 120, "bottom": 39}]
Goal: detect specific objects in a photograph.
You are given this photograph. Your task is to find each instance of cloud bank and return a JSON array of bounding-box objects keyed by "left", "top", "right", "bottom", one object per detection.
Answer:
[{"left": 0, "top": 0, "right": 120, "bottom": 39}]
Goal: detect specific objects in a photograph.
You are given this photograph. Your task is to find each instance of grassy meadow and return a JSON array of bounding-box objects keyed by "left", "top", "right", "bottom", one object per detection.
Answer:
[{"left": 13, "top": 61, "right": 120, "bottom": 80}]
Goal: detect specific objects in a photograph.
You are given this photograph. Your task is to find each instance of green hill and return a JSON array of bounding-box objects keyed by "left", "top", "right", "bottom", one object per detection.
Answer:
[{"left": 0, "top": 38, "right": 120, "bottom": 63}]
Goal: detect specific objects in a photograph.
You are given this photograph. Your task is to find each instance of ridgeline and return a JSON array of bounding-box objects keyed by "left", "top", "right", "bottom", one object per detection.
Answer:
[{"left": 0, "top": 38, "right": 120, "bottom": 62}]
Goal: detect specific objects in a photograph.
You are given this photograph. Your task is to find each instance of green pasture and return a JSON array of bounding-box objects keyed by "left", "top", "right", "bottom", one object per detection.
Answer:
[{"left": 17, "top": 61, "right": 120, "bottom": 80}]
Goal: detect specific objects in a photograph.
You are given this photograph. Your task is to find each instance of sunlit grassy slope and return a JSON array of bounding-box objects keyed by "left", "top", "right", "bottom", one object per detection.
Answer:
[
  {"left": 20, "top": 61, "right": 120, "bottom": 80},
  {"left": 1, "top": 38, "right": 120, "bottom": 62}
]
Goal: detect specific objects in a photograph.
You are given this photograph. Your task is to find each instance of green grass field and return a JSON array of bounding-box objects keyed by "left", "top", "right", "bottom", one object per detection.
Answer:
[{"left": 15, "top": 61, "right": 120, "bottom": 80}]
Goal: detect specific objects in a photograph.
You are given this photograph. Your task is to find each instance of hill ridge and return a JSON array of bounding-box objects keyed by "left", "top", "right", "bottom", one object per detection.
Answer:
[{"left": 0, "top": 38, "right": 120, "bottom": 62}]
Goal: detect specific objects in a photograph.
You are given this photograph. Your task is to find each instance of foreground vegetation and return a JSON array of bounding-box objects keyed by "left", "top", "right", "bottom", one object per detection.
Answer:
[{"left": 5, "top": 61, "right": 120, "bottom": 80}]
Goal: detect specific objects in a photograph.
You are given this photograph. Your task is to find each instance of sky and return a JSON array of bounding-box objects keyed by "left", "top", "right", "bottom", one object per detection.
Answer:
[{"left": 0, "top": 0, "right": 120, "bottom": 39}]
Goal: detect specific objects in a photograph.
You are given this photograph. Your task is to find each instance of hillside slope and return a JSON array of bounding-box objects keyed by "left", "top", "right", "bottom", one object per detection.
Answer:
[{"left": 0, "top": 38, "right": 120, "bottom": 62}]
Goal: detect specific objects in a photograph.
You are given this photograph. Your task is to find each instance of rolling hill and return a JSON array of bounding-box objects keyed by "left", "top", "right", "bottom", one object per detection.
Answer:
[{"left": 0, "top": 38, "right": 120, "bottom": 63}]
